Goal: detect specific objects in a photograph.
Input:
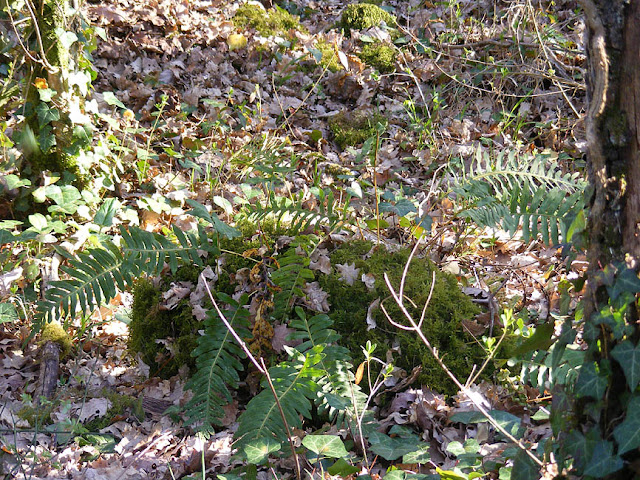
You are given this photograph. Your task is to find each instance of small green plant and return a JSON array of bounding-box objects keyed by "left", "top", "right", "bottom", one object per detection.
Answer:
[{"left": 328, "top": 110, "right": 387, "bottom": 149}]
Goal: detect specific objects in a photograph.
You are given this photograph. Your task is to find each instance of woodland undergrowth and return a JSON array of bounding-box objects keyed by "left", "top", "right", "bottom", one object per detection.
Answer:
[{"left": 0, "top": 0, "right": 602, "bottom": 479}]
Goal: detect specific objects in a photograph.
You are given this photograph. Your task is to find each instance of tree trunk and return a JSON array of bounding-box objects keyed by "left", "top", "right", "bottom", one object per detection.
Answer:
[
  {"left": 578, "top": 0, "right": 640, "bottom": 476},
  {"left": 25, "top": 0, "right": 80, "bottom": 177}
]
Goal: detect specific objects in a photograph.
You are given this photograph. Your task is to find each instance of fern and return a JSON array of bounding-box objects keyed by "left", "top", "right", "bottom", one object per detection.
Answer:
[
  {"left": 184, "top": 292, "right": 252, "bottom": 435},
  {"left": 270, "top": 243, "right": 315, "bottom": 322},
  {"left": 452, "top": 148, "right": 587, "bottom": 244},
  {"left": 35, "top": 200, "right": 239, "bottom": 327},
  {"left": 288, "top": 307, "right": 366, "bottom": 421},
  {"left": 234, "top": 346, "right": 324, "bottom": 455},
  {"left": 248, "top": 188, "right": 346, "bottom": 234}
]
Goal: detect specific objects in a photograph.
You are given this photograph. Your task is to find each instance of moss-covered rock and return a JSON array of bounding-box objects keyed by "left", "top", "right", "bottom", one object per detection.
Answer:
[
  {"left": 340, "top": 3, "right": 397, "bottom": 34},
  {"left": 233, "top": 3, "right": 305, "bottom": 37},
  {"left": 317, "top": 241, "right": 486, "bottom": 396},
  {"left": 328, "top": 110, "right": 387, "bottom": 149},
  {"left": 358, "top": 42, "right": 395, "bottom": 73}
]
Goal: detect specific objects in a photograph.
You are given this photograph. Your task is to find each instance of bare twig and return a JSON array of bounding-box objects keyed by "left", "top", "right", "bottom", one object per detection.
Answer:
[
  {"left": 202, "top": 276, "right": 302, "bottom": 480},
  {"left": 380, "top": 238, "right": 545, "bottom": 468}
]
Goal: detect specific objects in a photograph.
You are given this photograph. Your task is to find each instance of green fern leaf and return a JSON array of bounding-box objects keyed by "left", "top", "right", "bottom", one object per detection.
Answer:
[
  {"left": 453, "top": 149, "right": 586, "bottom": 244},
  {"left": 234, "top": 347, "right": 324, "bottom": 455},
  {"left": 184, "top": 292, "right": 252, "bottom": 435},
  {"left": 36, "top": 224, "right": 215, "bottom": 326},
  {"left": 248, "top": 189, "right": 345, "bottom": 234},
  {"left": 288, "top": 307, "right": 366, "bottom": 421},
  {"left": 270, "top": 246, "right": 314, "bottom": 322}
]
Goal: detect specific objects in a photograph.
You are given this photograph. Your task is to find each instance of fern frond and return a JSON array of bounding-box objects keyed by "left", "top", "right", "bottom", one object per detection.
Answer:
[
  {"left": 288, "top": 307, "right": 366, "bottom": 421},
  {"left": 36, "top": 224, "right": 213, "bottom": 325},
  {"left": 184, "top": 292, "right": 252, "bottom": 436},
  {"left": 270, "top": 246, "right": 314, "bottom": 322},
  {"left": 452, "top": 149, "right": 586, "bottom": 244},
  {"left": 248, "top": 189, "right": 345, "bottom": 234},
  {"left": 234, "top": 347, "right": 323, "bottom": 455}
]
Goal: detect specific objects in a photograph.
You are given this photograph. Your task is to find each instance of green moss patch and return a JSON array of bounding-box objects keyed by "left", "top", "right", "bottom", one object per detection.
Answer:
[
  {"left": 328, "top": 110, "right": 387, "bottom": 149},
  {"left": 40, "top": 320, "right": 73, "bottom": 358},
  {"left": 233, "top": 3, "right": 305, "bottom": 37},
  {"left": 359, "top": 42, "right": 395, "bottom": 73},
  {"left": 317, "top": 241, "right": 486, "bottom": 396},
  {"left": 340, "top": 3, "right": 397, "bottom": 34},
  {"left": 314, "top": 40, "right": 343, "bottom": 73},
  {"left": 128, "top": 277, "right": 199, "bottom": 378},
  {"left": 84, "top": 391, "right": 144, "bottom": 431}
]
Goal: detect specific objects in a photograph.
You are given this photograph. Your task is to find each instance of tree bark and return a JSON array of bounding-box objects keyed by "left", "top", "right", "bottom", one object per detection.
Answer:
[{"left": 580, "top": 0, "right": 640, "bottom": 475}]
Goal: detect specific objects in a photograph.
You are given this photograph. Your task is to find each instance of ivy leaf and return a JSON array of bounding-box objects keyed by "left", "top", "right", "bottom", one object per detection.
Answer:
[
  {"left": 36, "top": 103, "right": 60, "bottom": 126},
  {"left": 583, "top": 440, "right": 623, "bottom": 477},
  {"left": 575, "top": 362, "right": 607, "bottom": 399},
  {"left": 242, "top": 437, "right": 280, "bottom": 465},
  {"left": 327, "top": 458, "right": 359, "bottom": 476},
  {"left": 186, "top": 199, "right": 241, "bottom": 239},
  {"left": 610, "top": 268, "right": 640, "bottom": 301},
  {"left": 38, "top": 125, "right": 56, "bottom": 152},
  {"left": 55, "top": 28, "right": 78, "bottom": 49},
  {"left": 435, "top": 467, "right": 468, "bottom": 480},
  {"left": 613, "top": 396, "right": 640, "bottom": 454},
  {"left": 94, "top": 198, "right": 120, "bottom": 228},
  {"left": 102, "top": 91, "right": 127, "bottom": 109},
  {"left": 379, "top": 198, "right": 416, "bottom": 217},
  {"left": 0, "top": 303, "right": 18, "bottom": 323},
  {"left": 402, "top": 444, "right": 430, "bottom": 464},
  {"left": 611, "top": 341, "right": 640, "bottom": 390},
  {"left": 368, "top": 432, "right": 417, "bottom": 461},
  {"left": 511, "top": 450, "right": 539, "bottom": 480},
  {"left": 302, "top": 435, "right": 348, "bottom": 458}
]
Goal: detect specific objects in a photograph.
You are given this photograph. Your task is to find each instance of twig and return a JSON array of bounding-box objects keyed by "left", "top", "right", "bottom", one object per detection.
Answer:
[
  {"left": 202, "top": 276, "right": 302, "bottom": 480},
  {"left": 380, "top": 238, "right": 545, "bottom": 468}
]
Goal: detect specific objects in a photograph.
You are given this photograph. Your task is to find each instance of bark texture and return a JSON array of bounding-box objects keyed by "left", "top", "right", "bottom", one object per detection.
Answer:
[
  {"left": 582, "top": 0, "right": 640, "bottom": 475},
  {"left": 37, "top": 341, "right": 60, "bottom": 401}
]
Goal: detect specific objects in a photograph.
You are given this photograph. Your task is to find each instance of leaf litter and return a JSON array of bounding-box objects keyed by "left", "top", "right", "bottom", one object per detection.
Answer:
[{"left": 0, "top": 0, "right": 588, "bottom": 477}]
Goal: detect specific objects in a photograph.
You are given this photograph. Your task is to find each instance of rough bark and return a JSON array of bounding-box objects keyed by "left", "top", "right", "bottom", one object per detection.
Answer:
[
  {"left": 37, "top": 341, "right": 60, "bottom": 401},
  {"left": 581, "top": 0, "right": 640, "bottom": 474}
]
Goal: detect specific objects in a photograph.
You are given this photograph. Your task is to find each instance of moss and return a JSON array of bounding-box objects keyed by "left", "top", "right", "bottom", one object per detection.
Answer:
[
  {"left": 328, "top": 110, "right": 387, "bottom": 149},
  {"left": 18, "top": 402, "right": 55, "bottom": 426},
  {"left": 358, "top": 42, "right": 395, "bottom": 73},
  {"left": 40, "top": 320, "right": 73, "bottom": 358},
  {"left": 315, "top": 40, "right": 343, "bottom": 73},
  {"left": 339, "top": 3, "right": 397, "bottom": 34},
  {"left": 84, "top": 391, "right": 144, "bottom": 431},
  {"left": 233, "top": 3, "right": 306, "bottom": 37},
  {"left": 128, "top": 279, "right": 199, "bottom": 378},
  {"left": 317, "top": 241, "right": 487, "bottom": 396}
]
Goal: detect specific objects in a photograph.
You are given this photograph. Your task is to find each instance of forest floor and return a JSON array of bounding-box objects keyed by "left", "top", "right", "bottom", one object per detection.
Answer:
[{"left": 0, "top": 0, "right": 586, "bottom": 478}]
